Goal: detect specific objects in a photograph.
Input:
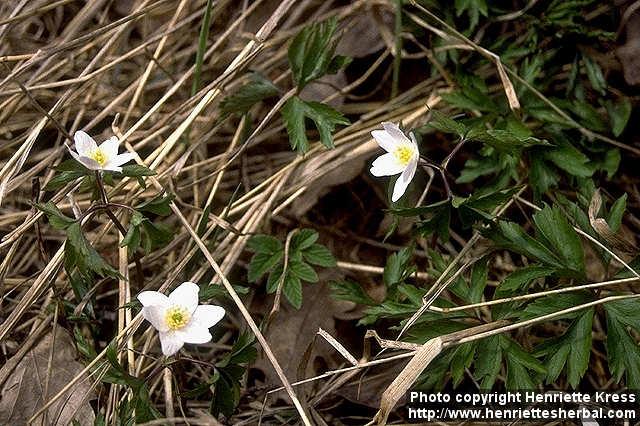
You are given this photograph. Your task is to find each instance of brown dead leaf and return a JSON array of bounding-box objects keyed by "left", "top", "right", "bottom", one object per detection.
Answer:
[
  {"left": 337, "top": 6, "right": 394, "bottom": 58},
  {"left": 617, "top": 10, "right": 640, "bottom": 85},
  {"left": 253, "top": 275, "right": 350, "bottom": 395},
  {"left": 0, "top": 329, "right": 96, "bottom": 426},
  {"left": 588, "top": 189, "right": 637, "bottom": 257}
]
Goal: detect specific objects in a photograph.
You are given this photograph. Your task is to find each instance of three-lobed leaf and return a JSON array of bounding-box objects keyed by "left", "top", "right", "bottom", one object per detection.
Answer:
[{"left": 281, "top": 96, "right": 349, "bottom": 154}]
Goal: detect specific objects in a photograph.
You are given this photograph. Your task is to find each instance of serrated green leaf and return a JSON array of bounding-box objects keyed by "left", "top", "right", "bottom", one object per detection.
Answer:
[
  {"left": 140, "top": 219, "right": 173, "bottom": 253},
  {"left": 544, "top": 139, "right": 594, "bottom": 178},
  {"left": 135, "top": 193, "right": 175, "bottom": 216},
  {"left": 121, "top": 164, "right": 155, "bottom": 177},
  {"left": 66, "top": 222, "right": 119, "bottom": 278},
  {"left": 475, "top": 335, "right": 502, "bottom": 390},
  {"left": 605, "top": 98, "right": 632, "bottom": 137},
  {"left": 220, "top": 73, "right": 279, "bottom": 116},
  {"left": 290, "top": 228, "right": 318, "bottom": 252},
  {"left": 289, "top": 259, "right": 318, "bottom": 282},
  {"left": 607, "top": 193, "right": 627, "bottom": 233},
  {"left": 532, "top": 204, "right": 585, "bottom": 275},
  {"left": 35, "top": 201, "right": 76, "bottom": 230},
  {"left": 469, "top": 257, "right": 488, "bottom": 303},
  {"left": 283, "top": 273, "right": 303, "bottom": 308},
  {"left": 248, "top": 250, "right": 283, "bottom": 282},
  {"left": 281, "top": 96, "right": 349, "bottom": 153},
  {"left": 330, "top": 280, "right": 375, "bottom": 305},
  {"left": 495, "top": 265, "right": 555, "bottom": 298},
  {"left": 520, "top": 292, "right": 593, "bottom": 321},
  {"left": 428, "top": 110, "right": 467, "bottom": 138},
  {"left": 288, "top": 16, "right": 341, "bottom": 90},
  {"left": 604, "top": 302, "right": 640, "bottom": 388},
  {"left": 582, "top": 54, "right": 606, "bottom": 95},
  {"left": 247, "top": 234, "right": 282, "bottom": 254},
  {"left": 303, "top": 243, "right": 336, "bottom": 267}
]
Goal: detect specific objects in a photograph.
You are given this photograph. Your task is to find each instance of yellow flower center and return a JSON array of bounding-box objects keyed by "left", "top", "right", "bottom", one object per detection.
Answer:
[
  {"left": 90, "top": 149, "right": 107, "bottom": 166},
  {"left": 165, "top": 306, "right": 190, "bottom": 330},
  {"left": 394, "top": 146, "right": 414, "bottom": 166}
]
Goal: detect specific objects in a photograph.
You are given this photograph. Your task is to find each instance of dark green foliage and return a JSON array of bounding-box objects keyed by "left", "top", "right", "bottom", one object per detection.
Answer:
[
  {"left": 281, "top": 96, "right": 349, "bottom": 154},
  {"left": 247, "top": 228, "right": 335, "bottom": 308},
  {"left": 288, "top": 17, "right": 345, "bottom": 90},
  {"left": 220, "top": 73, "right": 279, "bottom": 116}
]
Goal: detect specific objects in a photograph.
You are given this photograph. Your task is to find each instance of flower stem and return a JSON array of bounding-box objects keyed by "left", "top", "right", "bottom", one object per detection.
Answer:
[{"left": 95, "top": 171, "right": 144, "bottom": 288}]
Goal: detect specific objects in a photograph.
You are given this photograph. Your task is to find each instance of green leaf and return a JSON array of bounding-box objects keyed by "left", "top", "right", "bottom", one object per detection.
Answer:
[
  {"left": 520, "top": 292, "right": 593, "bottom": 321},
  {"left": 290, "top": 228, "right": 318, "bottom": 252},
  {"left": 135, "top": 193, "right": 175, "bottom": 216},
  {"left": 383, "top": 247, "right": 414, "bottom": 288},
  {"left": 44, "top": 159, "right": 91, "bottom": 191},
  {"left": 605, "top": 98, "right": 632, "bottom": 137},
  {"left": 289, "top": 259, "right": 318, "bottom": 282},
  {"left": 248, "top": 251, "right": 283, "bottom": 282},
  {"left": 532, "top": 204, "right": 585, "bottom": 275},
  {"left": 220, "top": 73, "right": 279, "bottom": 116},
  {"left": 484, "top": 221, "right": 566, "bottom": 271},
  {"left": 571, "top": 100, "right": 607, "bottom": 132},
  {"left": 495, "top": 265, "right": 555, "bottom": 298},
  {"left": 121, "top": 164, "right": 155, "bottom": 188},
  {"left": 247, "top": 235, "right": 282, "bottom": 253},
  {"left": 427, "top": 110, "right": 467, "bottom": 138},
  {"left": 303, "top": 243, "right": 336, "bottom": 267},
  {"left": 120, "top": 211, "right": 143, "bottom": 252},
  {"left": 604, "top": 302, "right": 640, "bottom": 388},
  {"left": 469, "top": 257, "right": 488, "bottom": 303},
  {"left": 140, "top": 220, "right": 173, "bottom": 253},
  {"left": 455, "top": 0, "right": 488, "bottom": 29},
  {"left": 607, "top": 193, "right": 627, "bottom": 233},
  {"left": 502, "top": 336, "right": 546, "bottom": 389},
  {"left": 535, "top": 309, "right": 593, "bottom": 387},
  {"left": 582, "top": 54, "right": 606, "bottom": 95},
  {"left": 121, "top": 164, "right": 155, "bottom": 177},
  {"left": 330, "top": 280, "right": 375, "bottom": 305},
  {"left": 604, "top": 298, "right": 640, "bottom": 333},
  {"left": 544, "top": 139, "right": 594, "bottom": 178},
  {"left": 281, "top": 96, "right": 349, "bottom": 154},
  {"left": 283, "top": 273, "right": 303, "bottom": 308},
  {"left": 288, "top": 16, "right": 342, "bottom": 90},
  {"left": 474, "top": 335, "right": 502, "bottom": 389},
  {"left": 451, "top": 342, "right": 476, "bottom": 387},
  {"left": 66, "top": 222, "right": 119, "bottom": 278},
  {"left": 35, "top": 201, "right": 76, "bottom": 230}
]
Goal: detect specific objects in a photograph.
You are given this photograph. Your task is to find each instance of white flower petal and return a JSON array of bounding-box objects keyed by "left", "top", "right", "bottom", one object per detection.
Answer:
[
  {"left": 142, "top": 305, "right": 169, "bottom": 332},
  {"left": 137, "top": 290, "right": 169, "bottom": 307},
  {"left": 409, "top": 131, "right": 419, "bottom": 149},
  {"left": 382, "top": 122, "right": 411, "bottom": 144},
  {"left": 191, "top": 305, "right": 225, "bottom": 329},
  {"left": 177, "top": 323, "right": 212, "bottom": 344},
  {"left": 105, "top": 152, "right": 136, "bottom": 168},
  {"left": 168, "top": 282, "right": 199, "bottom": 313},
  {"left": 371, "top": 130, "right": 398, "bottom": 152},
  {"left": 99, "top": 136, "right": 119, "bottom": 159},
  {"left": 159, "top": 331, "right": 184, "bottom": 356},
  {"left": 370, "top": 152, "right": 405, "bottom": 177},
  {"left": 74, "top": 154, "right": 101, "bottom": 171},
  {"left": 391, "top": 157, "right": 417, "bottom": 202},
  {"left": 74, "top": 131, "right": 97, "bottom": 156}
]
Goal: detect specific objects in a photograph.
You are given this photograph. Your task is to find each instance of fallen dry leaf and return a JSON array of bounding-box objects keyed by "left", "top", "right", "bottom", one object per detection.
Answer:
[
  {"left": 617, "top": 10, "right": 640, "bottom": 85},
  {"left": 252, "top": 275, "right": 350, "bottom": 395},
  {"left": 0, "top": 329, "right": 96, "bottom": 426},
  {"left": 588, "top": 189, "right": 637, "bottom": 257}
]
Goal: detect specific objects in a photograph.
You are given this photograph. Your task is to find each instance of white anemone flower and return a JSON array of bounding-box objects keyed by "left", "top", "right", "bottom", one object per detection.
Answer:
[
  {"left": 69, "top": 130, "right": 136, "bottom": 172},
  {"left": 370, "top": 122, "right": 419, "bottom": 202},
  {"left": 137, "top": 282, "right": 225, "bottom": 356}
]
